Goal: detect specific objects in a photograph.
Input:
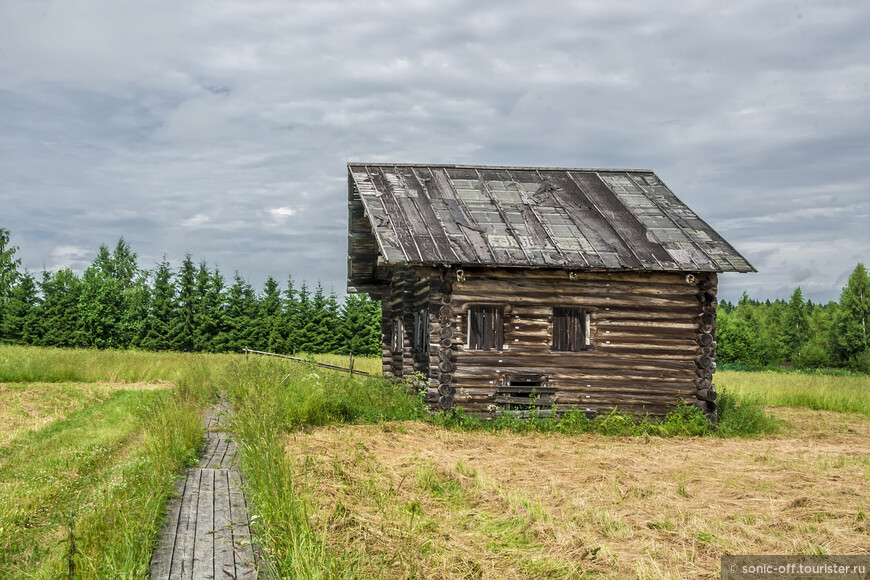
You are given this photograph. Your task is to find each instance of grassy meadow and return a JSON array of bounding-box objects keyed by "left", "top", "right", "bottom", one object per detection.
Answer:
[
  {"left": 225, "top": 357, "right": 870, "bottom": 579},
  {"left": 0, "top": 346, "right": 233, "bottom": 579},
  {"left": 2, "top": 345, "right": 869, "bottom": 579},
  {"left": 716, "top": 369, "right": 870, "bottom": 416}
]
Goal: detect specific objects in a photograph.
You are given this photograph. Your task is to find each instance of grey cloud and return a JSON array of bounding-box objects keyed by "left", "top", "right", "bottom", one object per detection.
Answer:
[{"left": 1, "top": 0, "right": 868, "bottom": 303}]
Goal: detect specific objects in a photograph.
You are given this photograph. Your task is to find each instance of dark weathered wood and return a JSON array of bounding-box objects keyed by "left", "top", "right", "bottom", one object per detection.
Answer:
[
  {"left": 168, "top": 468, "right": 200, "bottom": 579},
  {"left": 696, "top": 388, "right": 717, "bottom": 402},
  {"left": 213, "top": 470, "right": 235, "bottom": 579},
  {"left": 149, "top": 473, "right": 189, "bottom": 579},
  {"left": 150, "top": 402, "right": 257, "bottom": 580},
  {"left": 192, "top": 469, "right": 215, "bottom": 578}
]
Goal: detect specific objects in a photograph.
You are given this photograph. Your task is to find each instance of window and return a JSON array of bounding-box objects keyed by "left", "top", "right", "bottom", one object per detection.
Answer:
[
  {"left": 468, "top": 305, "right": 504, "bottom": 350},
  {"left": 391, "top": 318, "right": 404, "bottom": 353},
  {"left": 552, "top": 307, "right": 589, "bottom": 351},
  {"left": 413, "top": 309, "right": 428, "bottom": 354},
  {"left": 496, "top": 375, "right": 554, "bottom": 409}
]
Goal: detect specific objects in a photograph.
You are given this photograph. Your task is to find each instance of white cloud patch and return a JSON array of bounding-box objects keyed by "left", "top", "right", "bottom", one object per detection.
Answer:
[
  {"left": 182, "top": 214, "right": 210, "bottom": 227},
  {"left": 269, "top": 207, "right": 298, "bottom": 222}
]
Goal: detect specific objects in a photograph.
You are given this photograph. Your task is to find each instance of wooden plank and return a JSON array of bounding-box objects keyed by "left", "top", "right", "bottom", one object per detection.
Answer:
[
  {"left": 367, "top": 167, "right": 422, "bottom": 262},
  {"left": 169, "top": 468, "right": 201, "bottom": 580},
  {"left": 408, "top": 168, "right": 462, "bottom": 262},
  {"left": 433, "top": 167, "right": 495, "bottom": 263},
  {"left": 386, "top": 168, "right": 442, "bottom": 261},
  {"left": 574, "top": 171, "right": 677, "bottom": 268},
  {"left": 192, "top": 468, "right": 215, "bottom": 580},
  {"left": 473, "top": 168, "right": 533, "bottom": 265},
  {"left": 229, "top": 470, "right": 257, "bottom": 578},
  {"left": 201, "top": 432, "right": 218, "bottom": 467},
  {"left": 213, "top": 469, "right": 235, "bottom": 580},
  {"left": 149, "top": 473, "right": 189, "bottom": 580}
]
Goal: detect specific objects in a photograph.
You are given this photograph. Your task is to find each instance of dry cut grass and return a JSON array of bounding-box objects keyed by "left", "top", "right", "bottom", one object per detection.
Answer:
[
  {"left": 0, "top": 381, "right": 173, "bottom": 446},
  {"left": 283, "top": 408, "right": 870, "bottom": 579}
]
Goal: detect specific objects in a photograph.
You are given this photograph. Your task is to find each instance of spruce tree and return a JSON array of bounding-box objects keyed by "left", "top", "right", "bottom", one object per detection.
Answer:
[
  {"left": 78, "top": 246, "right": 126, "bottom": 348},
  {"left": 782, "top": 287, "right": 810, "bottom": 361},
  {"left": 194, "top": 262, "right": 223, "bottom": 352},
  {"left": 282, "top": 276, "right": 301, "bottom": 355},
  {"left": 290, "top": 282, "right": 312, "bottom": 354},
  {"left": 834, "top": 263, "right": 870, "bottom": 370},
  {"left": 300, "top": 283, "right": 329, "bottom": 353},
  {"left": 1, "top": 270, "right": 41, "bottom": 344},
  {"left": 219, "top": 273, "right": 258, "bottom": 351},
  {"left": 171, "top": 254, "right": 197, "bottom": 351},
  {"left": 0, "top": 228, "right": 21, "bottom": 341},
  {"left": 342, "top": 293, "right": 382, "bottom": 356},
  {"left": 39, "top": 268, "right": 82, "bottom": 347},
  {"left": 260, "top": 276, "right": 284, "bottom": 352},
  {"left": 141, "top": 259, "right": 175, "bottom": 350}
]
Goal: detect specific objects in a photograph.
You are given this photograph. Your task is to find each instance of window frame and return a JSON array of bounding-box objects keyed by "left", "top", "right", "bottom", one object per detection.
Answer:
[
  {"left": 390, "top": 318, "right": 404, "bottom": 354},
  {"left": 413, "top": 309, "right": 428, "bottom": 355},
  {"left": 466, "top": 304, "right": 504, "bottom": 351}
]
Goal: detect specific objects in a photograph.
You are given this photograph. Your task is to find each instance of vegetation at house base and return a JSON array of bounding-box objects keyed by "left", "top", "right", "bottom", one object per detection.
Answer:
[{"left": 0, "top": 229, "right": 382, "bottom": 357}]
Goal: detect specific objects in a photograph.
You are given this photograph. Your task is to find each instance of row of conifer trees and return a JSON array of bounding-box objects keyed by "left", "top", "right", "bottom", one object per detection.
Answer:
[
  {"left": 2, "top": 227, "right": 868, "bottom": 370},
  {"left": 0, "top": 229, "right": 381, "bottom": 356}
]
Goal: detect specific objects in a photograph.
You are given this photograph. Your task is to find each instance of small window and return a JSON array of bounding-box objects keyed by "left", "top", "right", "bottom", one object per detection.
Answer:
[
  {"left": 468, "top": 305, "right": 504, "bottom": 350},
  {"left": 413, "top": 309, "right": 428, "bottom": 354},
  {"left": 496, "top": 375, "right": 554, "bottom": 409},
  {"left": 391, "top": 318, "right": 404, "bottom": 353},
  {"left": 552, "top": 307, "right": 589, "bottom": 351}
]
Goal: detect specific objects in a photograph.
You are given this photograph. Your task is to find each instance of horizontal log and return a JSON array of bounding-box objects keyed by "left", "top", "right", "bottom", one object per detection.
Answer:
[
  {"left": 460, "top": 268, "right": 695, "bottom": 286},
  {"left": 452, "top": 291, "right": 697, "bottom": 310}
]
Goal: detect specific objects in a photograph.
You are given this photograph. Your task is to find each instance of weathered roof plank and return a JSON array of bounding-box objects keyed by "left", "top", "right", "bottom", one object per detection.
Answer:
[{"left": 347, "top": 163, "right": 755, "bottom": 276}]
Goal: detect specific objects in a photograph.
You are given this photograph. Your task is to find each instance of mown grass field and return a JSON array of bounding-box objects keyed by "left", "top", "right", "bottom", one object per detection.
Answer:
[
  {"left": 2, "top": 346, "right": 868, "bottom": 579},
  {"left": 226, "top": 358, "right": 870, "bottom": 580}
]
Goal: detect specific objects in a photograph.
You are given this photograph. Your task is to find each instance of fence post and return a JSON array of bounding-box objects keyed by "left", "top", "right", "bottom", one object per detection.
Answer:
[{"left": 349, "top": 353, "right": 354, "bottom": 375}]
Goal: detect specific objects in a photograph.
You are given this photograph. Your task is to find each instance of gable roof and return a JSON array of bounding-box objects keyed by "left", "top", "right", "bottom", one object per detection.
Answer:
[{"left": 348, "top": 163, "right": 754, "bottom": 290}]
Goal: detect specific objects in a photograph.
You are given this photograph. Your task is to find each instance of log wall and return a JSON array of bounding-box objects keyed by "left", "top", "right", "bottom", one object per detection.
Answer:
[{"left": 399, "top": 267, "right": 719, "bottom": 419}]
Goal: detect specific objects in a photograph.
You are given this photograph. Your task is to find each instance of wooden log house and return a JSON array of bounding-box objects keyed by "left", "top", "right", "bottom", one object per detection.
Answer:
[{"left": 347, "top": 164, "right": 755, "bottom": 421}]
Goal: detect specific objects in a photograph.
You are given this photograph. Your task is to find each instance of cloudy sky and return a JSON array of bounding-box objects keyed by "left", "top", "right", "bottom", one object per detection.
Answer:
[{"left": 1, "top": 0, "right": 868, "bottom": 304}]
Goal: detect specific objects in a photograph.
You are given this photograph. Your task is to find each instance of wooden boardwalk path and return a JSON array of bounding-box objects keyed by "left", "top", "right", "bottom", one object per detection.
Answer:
[{"left": 149, "top": 400, "right": 257, "bottom": 580}]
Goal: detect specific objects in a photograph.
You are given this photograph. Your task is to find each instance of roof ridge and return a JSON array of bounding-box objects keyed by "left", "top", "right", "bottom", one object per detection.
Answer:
[{"left": 347, "top": 162, "right": 655, "bottom": 173}]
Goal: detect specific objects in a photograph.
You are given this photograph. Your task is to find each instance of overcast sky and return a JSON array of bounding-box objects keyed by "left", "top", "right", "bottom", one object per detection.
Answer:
[{"left": 1, "top": 0, "right": 868, "bottom": 304}]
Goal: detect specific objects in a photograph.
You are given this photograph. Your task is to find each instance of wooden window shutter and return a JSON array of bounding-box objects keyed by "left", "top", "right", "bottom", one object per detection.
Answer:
[
  {"left": 553, "top": 308, "right": 586, "bottom": 352},
  {"left": 469, "top": 305, "right": 503, "bottom": 351}
]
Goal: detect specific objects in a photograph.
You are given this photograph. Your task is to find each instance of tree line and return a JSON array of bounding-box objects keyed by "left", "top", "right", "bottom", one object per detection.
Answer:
[
  {"left": 716, "top": 263, "right": 870, "bottom": 372},
  {"left": 2, "top": 227, "right": 868, "bottom": 371},
  {"left": 0, "top": 229, "right": 381, "bottom": 356}
]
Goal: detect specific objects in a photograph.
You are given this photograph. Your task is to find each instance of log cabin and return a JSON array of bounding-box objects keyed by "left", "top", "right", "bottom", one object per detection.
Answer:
[{"left": 346, "top": 163, "right": 755, "bottom": 421}]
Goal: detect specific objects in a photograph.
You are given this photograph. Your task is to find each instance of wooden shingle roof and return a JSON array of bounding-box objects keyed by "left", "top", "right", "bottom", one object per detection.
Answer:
[{"left": 348, "top": 163, "right": 754, "bottom": 290}]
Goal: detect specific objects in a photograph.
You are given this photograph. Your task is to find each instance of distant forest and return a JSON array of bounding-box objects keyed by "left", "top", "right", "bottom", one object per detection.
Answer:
[
  {"left": 717, "top": 262, "right": 869, "bottom": 372},
  {"left": 1, "top": 227, "right": 868, "bottom": 371},
  {"left": 0, "top": 229, "right": 381, "bottom": 356}
]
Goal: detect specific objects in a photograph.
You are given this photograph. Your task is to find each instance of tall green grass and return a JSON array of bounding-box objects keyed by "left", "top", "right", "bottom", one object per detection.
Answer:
[
  {"left": 716, "top": 370, "right": 870, "bottom": 416},
  {"left": 0, "top": 345, "right": 229, "bottom": 578},
  {"left": 228, "top": 358, "right": 424, "bottom": 579}
]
